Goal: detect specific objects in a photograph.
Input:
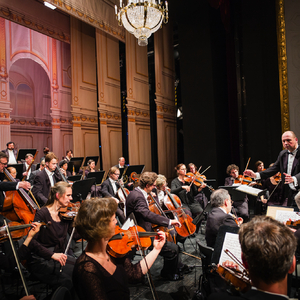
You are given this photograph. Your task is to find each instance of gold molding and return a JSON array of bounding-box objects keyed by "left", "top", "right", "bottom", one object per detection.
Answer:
[{"left": 276, "top": 0, "right": 289, "bottom": 132}]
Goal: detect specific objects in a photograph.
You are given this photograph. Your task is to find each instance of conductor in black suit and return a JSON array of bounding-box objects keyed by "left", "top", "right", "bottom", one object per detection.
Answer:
[
  {"left": 32, "top": 152, "right": 62, "bottom": 206},
  {"left": 205, "top": 188, "right": 241, "bottom": 248},
  {"left": 126, "top": 172, "right": 194, "bottom": 281},
  {"left": 244, "top": 131, "right": 300, "bottom": 207},
  {"left": 0, "top": 152, "right": 31, "bottom": 212}
]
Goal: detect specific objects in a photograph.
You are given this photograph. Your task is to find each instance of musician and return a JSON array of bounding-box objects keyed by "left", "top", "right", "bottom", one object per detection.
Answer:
[
  {"left": 254, "top": 160, "right": 264, "bottom": 172},
  {"left": 22, "top": 153, "right": 36, "bottom": 180},
  {"left": 171, "top": 164, "right": 202, "bottom": 217},
  {"left": 64, "top": 150, "right": 73, "bottom": 162},
  {"left": 6, "top": 166, "right": 19, "bottom": 181},
  {"left": 32, "top": 152, "right": 62, "bottom": 206},
  {"left": 28, "top": 160, "right": 45, "bottom": 185},
  {"left": 126, "top": 172, "right": 193, "bottom": 281},
  {"left": 101, "top": 166, "right": 127, "bottom": 224},
  {"left": 59, "top": 160, "right": 73, "bottom": 178},
  {"left": 73, "top": 197, "right": 166, "bottom": 300},
  {"left": 224, "top": 164, "right": 250, "bottom": 221},
  {"left": 83, "top": 159, "right": 96, "bottom": 178},
  {"left": 28, "top": 182, "right": 80, "bottom": 293},
  {"left": 188, "top": 163, "right": 209, "bottom": 208},
  {"left": 208, "top": 216, "right": 297, "bottom": 300},
  {"left": 205, "top": 189, "right": 241, "bottom": 248},
  {"left": 244, "top": 131, "right": 300, "bottom": 207},
  {"left": 40, "top": 147, "right": 50, "bottom": 162},
  {"left": 0, "top": 152, "right": 31, "bottom": 211},
  {"left": 1, "top": 141, "right": 17, "bottom": 164},
  {"left": 115, "top": 157, "right": 128, "bottom": 169}
]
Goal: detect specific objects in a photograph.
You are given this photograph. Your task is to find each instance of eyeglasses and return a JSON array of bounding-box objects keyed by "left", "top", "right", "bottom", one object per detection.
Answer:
[
  {"left": 114, "top": 173, "right": 120, "bottom": 176},
  {"left": 180, "top": 168, "right": 186, "bottom": 171},
  {"left": 0, "top": 161, "right": 8, "bottom": 166}
]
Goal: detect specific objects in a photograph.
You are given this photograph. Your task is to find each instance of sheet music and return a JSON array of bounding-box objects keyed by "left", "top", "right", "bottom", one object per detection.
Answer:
[
  {"left": 218, "top": 232, "right": 242, "bottom": 265},
  {"left": 275, "top": 210, "right": 300, "bottom": 223},
  {"left": 236, "top": 185, "right": 263, "bottom": 196}
]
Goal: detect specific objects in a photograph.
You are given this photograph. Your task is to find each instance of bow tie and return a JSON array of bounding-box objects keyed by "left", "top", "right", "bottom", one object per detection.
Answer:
[{"left": 288, "top": 152, "right": 294, "bottom": 155}]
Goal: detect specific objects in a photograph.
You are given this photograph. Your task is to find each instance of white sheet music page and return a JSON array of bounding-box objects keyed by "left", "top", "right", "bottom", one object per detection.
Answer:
[
  {"left": 218, "top": 232, "right": 242, "bottom": 265},
  {"left": 275, "top": 210, "right": 300, "bottom": 223}
]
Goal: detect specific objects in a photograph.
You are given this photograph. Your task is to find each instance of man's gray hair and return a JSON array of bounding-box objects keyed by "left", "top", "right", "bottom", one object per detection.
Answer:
[{"left": 211, "top": 188, "right": 230, "bottom": 208}]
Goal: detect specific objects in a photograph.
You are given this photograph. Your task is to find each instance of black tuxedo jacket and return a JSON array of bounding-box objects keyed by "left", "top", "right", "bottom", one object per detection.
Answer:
[
  {"left": 101, "top": 179, "right": 120, "bottom": 197},
  {"left": 125, "top": 188, "right": 169, "bottom": 232},
  {"left": 260, "top": 147, "right": 300, "bottom": 184},
  {"left": 32, "top": 169, "right": 62, "bottom": 205},
  {"left": 0, "top": 180, "right": 18, "bottom": 211},
  {"left": 205, "top": 206, "right": 238, "bottom": 248}
]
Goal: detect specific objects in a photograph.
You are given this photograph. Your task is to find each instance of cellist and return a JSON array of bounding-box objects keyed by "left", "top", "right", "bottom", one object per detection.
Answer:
[
  {"left": 0, "top": 152, "right": 31, "bottom": 212},
  {"left": 125, "top": 172, "right": 194, "bottom": 281}
]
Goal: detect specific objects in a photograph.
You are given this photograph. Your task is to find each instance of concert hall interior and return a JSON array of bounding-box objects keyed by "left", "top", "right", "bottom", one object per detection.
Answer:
[{"left": 1, "top": 0, "right": 300, "bottom": 299}]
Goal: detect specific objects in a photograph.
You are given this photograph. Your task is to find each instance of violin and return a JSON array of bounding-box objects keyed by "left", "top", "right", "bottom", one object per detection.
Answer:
[
  {"left": 0, "top": 221, "right": 49, "bottom": 243},
  {"left": 107, "top": 225, "right": 158, "bottom": 258},
  {"left": 234, "top": 175, "right": 261, "bottom": 186},
  {"left": 184, "top": 172, "right": 215, "bottom": 191},
  {"left": 272, "top": 172, "right": 282, "bottom": 183},
  {"left": 212, "top": 263, "right": 251, "bottom": 293},
  {"left": 59, "top": 202, "right": 80, "bottom": 220}
]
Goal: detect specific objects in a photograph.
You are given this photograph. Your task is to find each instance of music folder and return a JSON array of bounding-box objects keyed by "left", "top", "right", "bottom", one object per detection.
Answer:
[
  {"left": 17, "top": 149, "right": 37, "bottom": 161},
  {"left": 86, "top": 171, "right": 105, "bottom": 185}
]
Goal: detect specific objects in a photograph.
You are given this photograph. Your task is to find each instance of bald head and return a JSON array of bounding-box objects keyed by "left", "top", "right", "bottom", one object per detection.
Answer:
[{"left": 282, "top": 131, "right": 298, "bottom": 152}]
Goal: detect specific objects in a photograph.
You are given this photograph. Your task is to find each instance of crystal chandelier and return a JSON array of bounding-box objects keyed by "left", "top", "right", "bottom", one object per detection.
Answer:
[{"left": 115, "top": 0, "right": 169, "bottom": 46}]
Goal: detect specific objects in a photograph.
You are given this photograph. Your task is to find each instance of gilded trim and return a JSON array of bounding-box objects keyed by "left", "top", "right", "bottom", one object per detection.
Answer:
[{"left": 276, "top": 0, "right": 289, "bottom": 132}]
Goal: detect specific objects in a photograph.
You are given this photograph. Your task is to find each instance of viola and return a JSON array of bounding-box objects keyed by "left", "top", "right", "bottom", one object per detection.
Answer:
[
  {"left": 0, "top": 221, "right": 49, "bottom": 243},
  {"left": 184, "top": 172, "right": 215, "bottom": 191},
  {"left": 272, "top": 172, "right": 282, "bottom": 183},
  {"left": 163, "top": 189, "right": 196, "bottom": 237},
  {"left": 59, "top": 202, "right": 81, "bottom": 220},
  {"left": 107, "top": 225, "right": 158, "bottom": 258},
  {"left": 212, "top": 264, "right": 251, "bottom": 293}
]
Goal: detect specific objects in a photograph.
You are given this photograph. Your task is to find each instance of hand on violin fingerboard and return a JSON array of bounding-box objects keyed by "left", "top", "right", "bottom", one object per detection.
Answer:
[{"left": 153, "top": 231, "right": 166, "bottom": 251}]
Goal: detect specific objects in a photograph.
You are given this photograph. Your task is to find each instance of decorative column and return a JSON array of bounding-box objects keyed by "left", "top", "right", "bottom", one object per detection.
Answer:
[
  {"left": 0, "top": 18, "right": 11, "bottom": 150},
  {"left": 50, "top": 39, "right": 62, "bottom": 158}
]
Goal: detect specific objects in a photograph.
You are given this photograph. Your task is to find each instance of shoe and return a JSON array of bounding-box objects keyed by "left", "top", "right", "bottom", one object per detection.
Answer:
[
  {"left": 160, "top": 271, "right": 183, "bottom": 281},
  {"left": 179, "top": 264, "right": 195, "bottom": 275}
]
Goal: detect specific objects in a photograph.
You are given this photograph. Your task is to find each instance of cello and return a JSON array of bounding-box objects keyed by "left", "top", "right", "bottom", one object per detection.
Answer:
[{"left": 1, "top": 168, "right": 39, "bottom": 232}]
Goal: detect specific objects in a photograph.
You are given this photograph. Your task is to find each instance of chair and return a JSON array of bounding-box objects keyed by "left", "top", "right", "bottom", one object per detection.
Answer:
[{"left": 50, "top": 286, "right": 72, "bottom": 300}]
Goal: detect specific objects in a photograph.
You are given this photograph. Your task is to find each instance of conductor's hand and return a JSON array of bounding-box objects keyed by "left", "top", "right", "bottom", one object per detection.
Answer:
[
  {"left": 243, "top": 170, "right": 255, "bottom": 178},
  {"left": 51, "top": 253, "right": 67, "bottom": 266},
  {"left": 170, "top": 219, "right": 181, "bottom": 227},
  {"left": 18, "top": 181, "right": 31, "bottom": 191},
  {"left": 153, "top": 231, "right": 166, "bottom": 251},
  {"left": 284, "top": 173, "right": 294, "bottom": 184}
]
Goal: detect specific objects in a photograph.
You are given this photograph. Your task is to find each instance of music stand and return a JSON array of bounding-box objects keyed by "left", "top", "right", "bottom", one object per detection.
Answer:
[
  {"left": 72, "top": 178, "right": 96, "bottom": 202},
  {"left": 6, "top": 163, "right": 24, "bottom": 181},
  {"left": 83, "top": 156, "right": 99, "bottom": 167},
  {"left": 67, "top": 175, "right": 82, "bottom": 181},
  {"left": 87, "top": 171, "right": 105, "bottom": 185},
  {"left": 123, "top": 165, "right": 145, "bottom": 179},
  {"left": 219, "top": 185, "right": 247, "bottom": 202},
  {"left": 67, "top": 160, "right": 83, "bottom": 174},
  {"left": 17, "top": 149, "right": 37, "bottom": 162}
]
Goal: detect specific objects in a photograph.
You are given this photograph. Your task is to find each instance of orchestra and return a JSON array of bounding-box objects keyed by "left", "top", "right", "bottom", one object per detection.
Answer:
[{"left": 1, "top": 131, "right": 300, "bottom": 300}]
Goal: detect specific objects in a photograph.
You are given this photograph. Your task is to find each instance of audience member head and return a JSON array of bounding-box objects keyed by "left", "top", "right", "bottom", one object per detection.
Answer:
[
  {"left": 239, "top": 215, "right": 296, "bottom": 285},
  {"left": 75, "top": 198, "right": 118, "bottom": 241}
]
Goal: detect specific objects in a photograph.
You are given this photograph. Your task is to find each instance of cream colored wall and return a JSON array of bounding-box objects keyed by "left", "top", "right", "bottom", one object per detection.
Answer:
[
  {"left": 126, "top": 32, "right": 152, "bottom": 172},
  {"left": 96, "top": 29, "right": 122, "bottom": 171},
  {"left": 154, "top": 24, "right": 177, "bottom": 179},
  {"left": 70, "top": 17, "right": 100, "bottom": 169}
]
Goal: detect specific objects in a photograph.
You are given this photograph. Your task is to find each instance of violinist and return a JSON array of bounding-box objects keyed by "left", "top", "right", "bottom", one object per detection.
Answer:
[
  {"left": 101, "top": 166, "right": 128, "bottom": 224},
  {"left": 59, "top": 160, "right": 74, "bottom": 178},
  {"left": 0, "top": 152, "right": 31, "bottom": 211},
  {"left": 28, "top": 181, "right": 80, "bottom": 294},
  {"left": 205, "top": 189, "right": 241, "bottom": 248},
  {"left": 244, "top": 131, "right": 300, "bottom": 207},
  {"left": 84, "top": 159, "right": 96, "bottom": 178},
  {"left": 22, "top": 153, "right": 36, "bottom": 181},
  {"left": 171, "top": 164, "right": 203, "bottom": 217},
  {"left": 225, "top": 164, "right": 251, "bottom": 222},
  {"left": 73, "top": 197, "right": 166, "bottom": 300},
  {"left": 126, "top": 172, "right": 194, "bottom": 281},
  {"left": 188, "top": 163, "right": 209, "bottom": 208},
  {"left": 32, "top": 152, "right": 62, "bottom": 206},
  {"left": 208, "top": 215, "right": 297, "bottom": 300}
]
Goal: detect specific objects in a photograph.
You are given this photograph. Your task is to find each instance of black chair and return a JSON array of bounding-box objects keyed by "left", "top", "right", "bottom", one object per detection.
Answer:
[{"left": 50, "top": 286, "right": 72, "bottom": 300}]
